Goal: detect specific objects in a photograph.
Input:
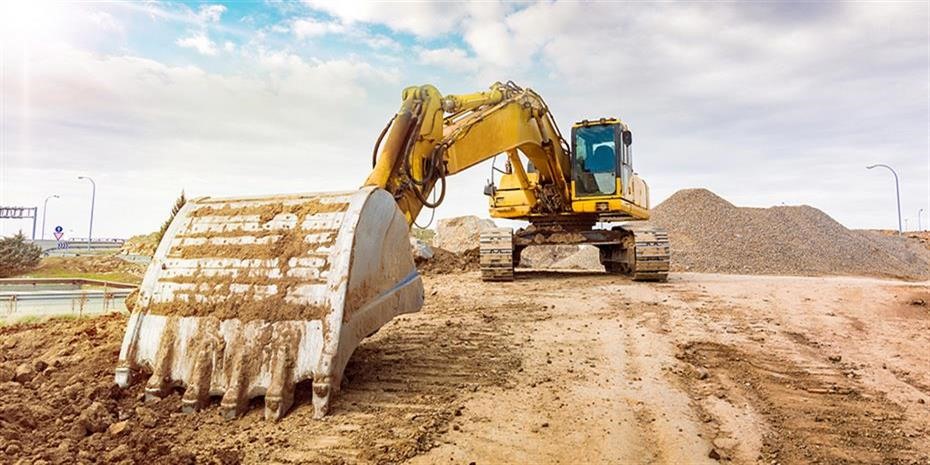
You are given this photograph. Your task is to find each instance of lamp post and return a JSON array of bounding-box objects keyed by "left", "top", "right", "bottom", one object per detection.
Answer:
[
  {"left": 78, "top": 176, "right": 96, "bottom": 251},
  {"left": 866, "top": 164, "right": 902, "bottom": 235},
  {"left": 41, "top": 194, "right": 60, "bottom": 240},
  {"left": 920, "top": 208, "right": 925, "bottom": 232}
]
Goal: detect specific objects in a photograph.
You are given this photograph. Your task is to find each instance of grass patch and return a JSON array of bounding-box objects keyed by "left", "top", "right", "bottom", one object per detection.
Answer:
[{"left": 24, "top": 269, "right": 142, "bottom": 284}]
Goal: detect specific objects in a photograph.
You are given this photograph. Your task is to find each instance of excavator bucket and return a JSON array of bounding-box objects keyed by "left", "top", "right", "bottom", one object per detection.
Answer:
[{"left": 114, "top": 187, "right": 423, "bottom": 420}]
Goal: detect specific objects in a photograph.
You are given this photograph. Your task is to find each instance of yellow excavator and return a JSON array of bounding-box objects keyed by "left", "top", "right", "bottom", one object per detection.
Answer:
[{"left": 115, "top": 81, "right": 669, "bottom": 420}]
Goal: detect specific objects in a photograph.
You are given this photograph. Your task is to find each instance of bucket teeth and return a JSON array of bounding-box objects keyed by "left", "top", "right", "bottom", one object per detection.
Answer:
[
  {"left": 181, "top": 320, "right": 222, "bottom": 413},
  {"left": 144, "top": 319, "right": 178, "bottom": 401},
  {"left": 264, "top": 336, "right": 297, "bottom": 421},
  {"left": 126, "top": 315, "right": 325, "bottom": 420}
]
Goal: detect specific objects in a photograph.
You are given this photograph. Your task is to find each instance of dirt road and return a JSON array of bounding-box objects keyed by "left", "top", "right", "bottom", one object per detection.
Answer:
[{"left": 1, "top": 270, "right": 928, "bottom": 464}]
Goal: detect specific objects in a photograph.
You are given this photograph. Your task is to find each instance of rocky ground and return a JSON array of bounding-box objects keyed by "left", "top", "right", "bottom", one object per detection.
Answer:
[{"left": 1, "top": 269, "right": 928, "bottom": 465}]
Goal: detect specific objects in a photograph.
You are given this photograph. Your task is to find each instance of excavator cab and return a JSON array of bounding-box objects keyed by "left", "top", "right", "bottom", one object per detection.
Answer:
[
  {"left": 572, "top": 122, "right": 620, "bottom": 196},
  {"left": 568, "top": 119, "right": 649, "bottom": 218},
  {"left": 570, "top": 119, "right": 634, "bottom": 199}
]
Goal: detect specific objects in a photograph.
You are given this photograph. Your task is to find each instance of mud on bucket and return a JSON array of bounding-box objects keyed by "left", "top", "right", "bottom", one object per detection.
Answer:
[{"left": 114, "top": 187, "right": 424, "bottom": 420}]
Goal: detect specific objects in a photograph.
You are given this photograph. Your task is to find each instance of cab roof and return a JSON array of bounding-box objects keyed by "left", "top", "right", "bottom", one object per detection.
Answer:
[{"left": 572, "top": 117, "right": 630, "bottom": 131}]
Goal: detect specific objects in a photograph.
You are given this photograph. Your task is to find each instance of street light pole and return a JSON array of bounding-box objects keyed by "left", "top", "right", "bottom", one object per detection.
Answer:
[
  {"left": 78, "top": 176, "right": 96, "bottom": 251},
  {"left": 866, "top": 164, "right": 902, "bottom": 235},
  {"left": 920, "top": 208, "right": 925, "bottom": 232},
  {"left": 41, "top": 194, "right": 60, "bottom": 240}
]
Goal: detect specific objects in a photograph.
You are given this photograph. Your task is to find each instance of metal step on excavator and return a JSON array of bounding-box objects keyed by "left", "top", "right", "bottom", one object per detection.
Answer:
[{"left": 115, "top": 81, "right": 670, "bottom": 420}]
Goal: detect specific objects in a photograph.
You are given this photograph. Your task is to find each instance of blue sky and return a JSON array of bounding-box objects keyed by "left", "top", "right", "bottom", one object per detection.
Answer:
[{"left": 1, "top": 1, "right": 929, "bottom": 238}]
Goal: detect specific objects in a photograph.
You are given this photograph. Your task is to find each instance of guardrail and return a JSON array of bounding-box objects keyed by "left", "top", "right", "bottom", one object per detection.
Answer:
[{"left": 0, "top": 278, "right": 138, "bottom": 322}]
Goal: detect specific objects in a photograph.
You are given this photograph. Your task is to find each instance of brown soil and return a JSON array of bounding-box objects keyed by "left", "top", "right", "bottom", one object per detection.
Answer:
[
  {"left": 2, "top": 270, "right": 929, "bottom": 464},
  {"left": 121, "top": 233, "right": 160, "bottom": 256},
  {"left": 148, "top": 199, "right": 345, "bottom": 322},
  {"left": 416, "top": 247, "right": 478, "bottom": 274},
  {"left": 0, "top": 277, "right": 529, "bottom": 465}
]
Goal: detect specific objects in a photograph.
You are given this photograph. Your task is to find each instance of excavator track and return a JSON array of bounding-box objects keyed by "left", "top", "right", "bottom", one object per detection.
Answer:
[
  {"left": 630, "top": 228, "right": 670, "bottom": 282},
  {"left": 479, "top": 228, "right": 514, "bottom": 281}
]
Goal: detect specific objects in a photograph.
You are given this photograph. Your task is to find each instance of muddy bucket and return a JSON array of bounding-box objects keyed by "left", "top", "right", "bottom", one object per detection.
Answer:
[{"left": 114, "top": 187, "right": 423, "bottom": 420}]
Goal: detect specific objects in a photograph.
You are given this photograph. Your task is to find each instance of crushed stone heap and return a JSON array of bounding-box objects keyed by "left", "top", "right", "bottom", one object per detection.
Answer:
[{"left": 649, "top": 188, "right": 930, "bottom": 280}]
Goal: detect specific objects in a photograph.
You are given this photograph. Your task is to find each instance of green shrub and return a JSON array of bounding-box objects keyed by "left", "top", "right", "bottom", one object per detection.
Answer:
[
  {"left": 155, "top": 191, "right": 186, "bottom": 245},
  {"left": 0, "top": 233, "right": 43, "bottom": 278}
]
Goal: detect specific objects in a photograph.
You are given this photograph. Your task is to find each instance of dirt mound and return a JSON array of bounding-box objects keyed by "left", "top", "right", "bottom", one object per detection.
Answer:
[
  {"left": 0, "top": 314, "right": 231, "bottom": 464},
  {"left": 650, "top": 188, "right": 930, "bottom": 280},
  {"left": 434, "top": 216, "right": 496, "bottom": 254},
  {"left": 418, "top": 247, "right": 479, "bottom": 274},
  {"left": 121, "top": 232, "right": 159, "bottom": 256}
]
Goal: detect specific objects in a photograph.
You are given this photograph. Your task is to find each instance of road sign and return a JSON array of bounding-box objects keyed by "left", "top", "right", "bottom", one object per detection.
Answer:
[{"left": 54, "top": 225, "right": 64, "bottom": 241}]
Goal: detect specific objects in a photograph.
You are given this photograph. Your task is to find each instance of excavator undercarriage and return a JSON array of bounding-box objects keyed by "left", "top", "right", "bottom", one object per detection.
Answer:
[{"left": 480, "top": 222, "right": 670, "bottom": 282}]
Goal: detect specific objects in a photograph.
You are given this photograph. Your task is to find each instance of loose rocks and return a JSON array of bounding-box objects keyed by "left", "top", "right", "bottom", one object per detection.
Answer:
[{"left": 650, "top": 188, "right": 930, "bottom": 279}]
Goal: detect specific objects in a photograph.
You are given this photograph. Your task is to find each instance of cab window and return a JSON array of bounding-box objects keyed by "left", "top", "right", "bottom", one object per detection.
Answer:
[{"left": 573, "top": 125, "right": 617, "bottom": 196}]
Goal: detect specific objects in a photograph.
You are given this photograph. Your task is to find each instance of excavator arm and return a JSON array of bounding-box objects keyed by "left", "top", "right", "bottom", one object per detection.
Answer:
[{"left": 365, "top": 82, "right": 574, "bottom": 223}]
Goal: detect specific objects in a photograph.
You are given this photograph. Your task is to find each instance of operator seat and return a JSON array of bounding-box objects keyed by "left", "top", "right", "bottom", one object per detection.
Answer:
[{"left": 587, "top": 145, "right": 615, "bottom": 172}]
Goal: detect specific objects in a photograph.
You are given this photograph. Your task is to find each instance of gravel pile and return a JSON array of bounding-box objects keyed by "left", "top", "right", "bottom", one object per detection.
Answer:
[{"left": 650, "top": 188, "right": 930, "bottom": 280}]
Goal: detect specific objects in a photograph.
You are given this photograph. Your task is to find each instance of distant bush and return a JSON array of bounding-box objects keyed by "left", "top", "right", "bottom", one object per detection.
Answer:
[
  {"left": 155, "top": 191, "right": 186, "bottom": 246},
  {"left": 0, "top": 233, "right": 43, "bottom": 278}
]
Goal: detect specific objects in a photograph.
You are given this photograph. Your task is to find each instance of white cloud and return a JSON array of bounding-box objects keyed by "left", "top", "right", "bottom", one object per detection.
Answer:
[
  {"left": 223, "top": 41, "right": 235, "bottom": 52},
  {"left": 361, "top": 34, "right": 400, "bottom": 51},
  {"left": 176, "top": 33, "right": 217, "bottom": 55},
  {"left": 285, "top": 16, "right": 399, "bottom": 51},
  {"left": 86, "top": 10, "right": 123, "bottom": 33},
  {"left": 303, "top": 0, "right": 469, "bottom": 36},
  {"left": 291, "top": 17, "right": 345, "bottom": 39},
  {"left": 197, "top": 4, "right": 227, "bottom": 23},
  {"left": 418, "top": 47, "right": 478, "bottom": 73}
]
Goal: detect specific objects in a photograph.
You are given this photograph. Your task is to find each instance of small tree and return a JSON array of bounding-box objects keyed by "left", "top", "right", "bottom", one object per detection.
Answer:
[
  {"left": 155, "top": 191, "right": 186, "bottom": 245},
  {"left": 0, "top": 232, "right": 43, "bottom": 278}
]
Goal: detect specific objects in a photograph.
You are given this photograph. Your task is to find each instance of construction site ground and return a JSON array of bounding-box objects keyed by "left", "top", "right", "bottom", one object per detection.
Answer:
[{"left": 2, "top": 269, "right": 929, "bottom": 465}]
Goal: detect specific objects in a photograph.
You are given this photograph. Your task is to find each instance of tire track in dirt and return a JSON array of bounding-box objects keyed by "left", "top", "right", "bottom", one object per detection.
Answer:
[
  {"left": 411, "top": 274, "right": 717, "bottom": 464},
  {"left": 678, "top": 342, "right": 928, "bottom": 465},
  {"left": 179, "top": 299, "right": 527, "bottom": 465}
]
